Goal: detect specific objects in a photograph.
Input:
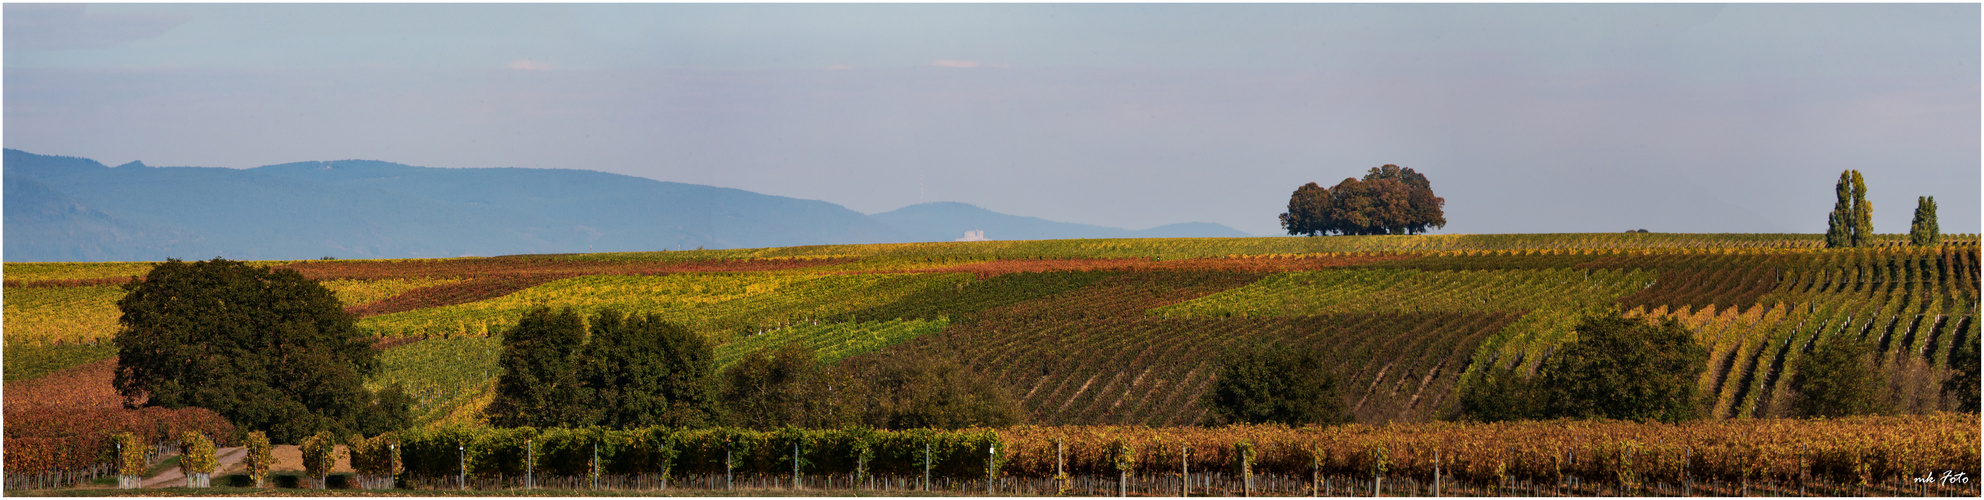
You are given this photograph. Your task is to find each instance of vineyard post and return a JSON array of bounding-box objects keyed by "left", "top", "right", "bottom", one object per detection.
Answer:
[
  {"left": 1433, "top": 449, "right": 1440, "bottom": 498},
  {"left": 1682, "top": 446, "right": 1689, "bottom": 497},
  {"left": 1058, "top": 438, "right": 1067, "bottom": 496},
  {"left": 988, "top": 444, "right": 996, "bottom": 495},
  {"left": 923, "top": 441, "right": 932, "bottom": 492},
  {"left": 725, "top": 444, "right": 733, "bottom": 491},
  {"left": 792, "top": 441, "right": 800, "bottom": 490},
  {"left": 1312, "top": 446, "right": 1320, "bottom": 498},
  {"left": 525, "top": 440, "right": 533, "bottom": 490},
  {"left": 458, "top": 443, "right": 465, "bottom": 491},
  {"left": 590, "top": 441, "right": 599, "bottom": 491},
  {"left": 1240, "top": 441, "right": 1254, "bottom": 497},
  {"left": 1799, "top": 442, "right": 1806, "bottom": 497},
  {"left": 389, "top": 444, "right": 397, "bottom": 491},
  {"left": 1372, "top": 444, "right": 1383, "bottom": 498},
  {"left": 1180, "top": 444, "right": 1188, "bottom": 497}
]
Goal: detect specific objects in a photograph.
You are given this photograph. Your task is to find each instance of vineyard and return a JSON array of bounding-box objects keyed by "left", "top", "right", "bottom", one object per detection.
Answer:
[
  {"left": 3, "top": 233, "right": 1979, "bottom": 493},
  {"left": 58, "top": 414, "right": 1968, "bottom": 495}
]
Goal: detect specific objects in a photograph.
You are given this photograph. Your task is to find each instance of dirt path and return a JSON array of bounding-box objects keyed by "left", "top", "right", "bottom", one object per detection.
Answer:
[
  {"left": 139, "top": 446, "right": 247, "bottom": 488},
  {"left": 137, "top": 443, "right": 359, "bottom": 488}
]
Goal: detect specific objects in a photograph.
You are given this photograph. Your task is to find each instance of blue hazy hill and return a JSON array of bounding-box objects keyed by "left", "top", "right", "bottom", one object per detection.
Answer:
[{"left": 3, "top": 149, "right": 1250, "bottom": 262}]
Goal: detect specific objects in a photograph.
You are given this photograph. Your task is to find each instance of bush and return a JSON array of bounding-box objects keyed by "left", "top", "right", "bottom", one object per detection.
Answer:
[
  {"left": 1458, "top": 313, "right": 1708, "bottom": 423},
  {"left": 177, "top": 431, "right": 218, "bottom": 478},
  {"left": 1942, "top": 332, "right": 1979, "bottom": 413},
  {"left": 730, "top": 343, "right": 853, "bottom": 430},
  {"left": 1200, "top": 346, "right": 1351, "bottom": 426},
  {"left": 837, "top": 352, "right": 1023, "bottom": 430},
  {"left": 242, "top": 431, "right": 273, "bottom": 488},
  {"left": 1455, "top": 363, "right": 1542, "bottom": 422},
  {"left": 1789, "top": 335, "right": 1891, "bottom": 418},
  {"left": 1535, "top": 313, "right": 1708, "bottom": 423},
  {"left": 299, "top": 431, "right": 346, "bottom": 488}
]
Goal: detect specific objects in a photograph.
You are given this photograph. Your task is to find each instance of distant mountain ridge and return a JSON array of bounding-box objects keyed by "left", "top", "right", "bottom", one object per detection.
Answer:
[{"left": 3, "top": 149, "right": 1248, "bottom": 262}]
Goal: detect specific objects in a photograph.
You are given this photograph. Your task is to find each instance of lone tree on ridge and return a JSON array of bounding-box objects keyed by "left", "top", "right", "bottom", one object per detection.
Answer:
[{"left": 1280, "top": 164, "right": 1445, "bottom": 236}]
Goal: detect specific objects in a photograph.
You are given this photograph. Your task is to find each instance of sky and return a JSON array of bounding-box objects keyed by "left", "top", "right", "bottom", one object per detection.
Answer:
[{"left": 5, "top": 3, "right": 1978, "bottom": 237}]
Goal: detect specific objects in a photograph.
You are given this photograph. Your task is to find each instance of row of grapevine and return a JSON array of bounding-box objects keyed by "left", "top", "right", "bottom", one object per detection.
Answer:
[
  {"left": 275, "top": 254, "right": 856, "bottom": 282},
  {"left": 8, "top": 233, "right": 1972, "bottom": 287},
  {"left": 1627, "top": 297, "right": 1975, "bottom": 419},
  {"left": 899, "top": 312, "right": 1513, "bottom": 426},
  {"left": 1152, "top": 268, "right": 1655, "bottom": 319},
  {"left": 354, "top": 272, "right": 972, "bottom": 340},
  {"left": 324, "top": 277, "right": 466, "bottom": 316},
  {"left": 1, "top": 344, "right": 118, "bottom": 384},
  {"left": 1, "top": 286, "right": 125, "bottom": 347},
  {"left": 1, "top": 261, "right": 160, "bottom": 284},
  {"left": 330, "top": 415, "right": 1973, "bottom": 493},
  {"left": 395, "top": 425, "right": 1001, "bottom": 481},
  {"left": 2, "top": 277, "right": 474, "bottom": 348},
  {"left": 548, "top": 233, "right": 1976, "bottom": 265},
  {"left": 831, "top": 253, "right": 1415, "bottom": 276},
  {"left": 365, "top": 337, "right": 503, "bottom": 427},
  {"left": 344, "top": 273, "right": 573, "bottom": 318},
  {"left": 1617, "top": 266, "right": 1781, "bottom": 311},
  {"left": 977, "top": 270, "right": 1266, "bottom": 320},
  {"left": 711, "top": 319, "right": 950, "bottom": 369},
  {"left": 830, "top": 270, "right": 1120, "bottom": 323},
  {"left": 2, "top": 406, "right": 235, "bottom": 479}
]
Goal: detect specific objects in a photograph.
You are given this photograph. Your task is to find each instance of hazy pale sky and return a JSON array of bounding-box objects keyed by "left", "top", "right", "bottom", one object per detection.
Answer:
[{"left": 6, "top": 3, "right": 1978, "bottom": 236}]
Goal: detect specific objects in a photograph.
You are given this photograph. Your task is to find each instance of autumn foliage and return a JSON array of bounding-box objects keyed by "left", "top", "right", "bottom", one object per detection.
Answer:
[{"left": 1281, "top": 164, "right": 1447, "bottom": 236}]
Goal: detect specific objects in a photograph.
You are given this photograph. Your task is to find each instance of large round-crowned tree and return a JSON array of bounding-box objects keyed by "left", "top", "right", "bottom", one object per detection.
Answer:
[
  {"left": 113, "top": 258, "right": 407, "bottom": 443},
  {"left": 1280, "top": 164, "right": 1446, "bottom": 236}
]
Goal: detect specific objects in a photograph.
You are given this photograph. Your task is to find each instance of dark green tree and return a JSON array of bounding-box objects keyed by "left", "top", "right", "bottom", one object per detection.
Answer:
[
  {"left": 1825, "top": 171, "right": 1854, "bottom": 248},
  {"left": 1851, "top": 170, "right": 1873, "bottom": 247},
  {"left": 578, "top": 309, "right": 721, "bottom": 429},
  {"left": 112, "top": 258, "right": 408, "bottom": 443},
  {"left": 1788, "top": 335, "right": 1891, "bottom": 418},
  {"left": 1825, "top": 170, "right": 1877, "bottom": 248},
  {"left": 1455, "top": 363, "right": 1542, "bottom": 422},
  {"left": 836, "top": 352, "right": 1023, "bottom": 429},
  {"left": 1911, "top": 196, "right": 1941, "bottom": 247},
  {"left": 1200, "top": 346, "right": 1352, "bottom": 426},
  {"left": 1943, "top": 332, "right": 1979, "bottom": 413},
  {"left": 353, "top": 385, "right": 415, "bottom": 436},
  {"left": 1534, "top": 314, "right": 1708, "bottom": 423},
  {"left": 484, "top": 307, "right": 587, "bottom": 428},
  {"left": 487, "top": 307, "right": 720, "bottom": 429},
  {"left": 719, "top": 343, "right": 858, "bottom": 429}
]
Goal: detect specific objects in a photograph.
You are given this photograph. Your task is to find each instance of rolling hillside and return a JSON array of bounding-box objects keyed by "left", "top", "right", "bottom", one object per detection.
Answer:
[{"left": 8, "top": 232, "right": 1977, "bottom": 429}]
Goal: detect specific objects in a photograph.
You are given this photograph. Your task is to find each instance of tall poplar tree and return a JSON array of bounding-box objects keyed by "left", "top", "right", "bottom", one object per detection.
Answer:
[
  {"left": 1851, "top": 170, "right": 1873, "bottom": 247},
  {"left": 1825, "top": 171, "right": 1854, "bottom": 248},
  {"left": 1826, "top": 170, "right": 1874, "bottom": 248},
  {"left": 1911, "top": 196, "right": 1941, "bottom": 247}
]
